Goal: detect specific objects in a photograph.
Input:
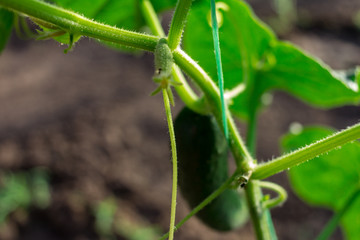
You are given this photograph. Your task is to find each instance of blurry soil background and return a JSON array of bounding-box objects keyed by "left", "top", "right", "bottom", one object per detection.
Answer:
[{"left": 0, "top": 0, "right": 360, "bottom": 239}]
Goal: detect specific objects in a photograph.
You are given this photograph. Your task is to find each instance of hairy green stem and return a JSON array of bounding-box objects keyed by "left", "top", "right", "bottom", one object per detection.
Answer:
[
  {"left": 162, "top": 88, "right": 178, "bottom": 240},
  {"left": 167, "top": 0, "right": 193, "bottom": 50},
  {"left": 171, "top": 66, "right": 209, "bottom": 115},
  {"left": 210, "top": 0, "right": 229, "bottom": 140},
  {"left": 245, "top": 109, "right": 277, "bottom": 240},
  {"left": 246, "top": 181, "right": 277, "bottom": 240},
  {"left": 140, "top": 0, "right": 208, "bottom": 115},
  {"left": 158, "top": 170, "right": 240, "bottom": 240},
  {"left": 245, "top": 181, "right": 277, "bottom": 240},
  {"left": 316, "top": 187, "right": 360, "bottom": 240},
  {"left": 252, "top": 122, "right": 360, "bottom": 180},
  {"left": 0, "top": 0, "right": 159, "bottom": 51}
]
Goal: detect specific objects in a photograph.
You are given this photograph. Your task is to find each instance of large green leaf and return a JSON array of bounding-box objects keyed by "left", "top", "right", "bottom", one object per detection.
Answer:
[
  {"left": 183, "top": 0, "right": 360, "bottom": 120},
  {"left": 0, "top": 7, "right": 14, "bottom": 53},
  {"left": 282, "top": 127, "right": 360, "bottom": 239}
]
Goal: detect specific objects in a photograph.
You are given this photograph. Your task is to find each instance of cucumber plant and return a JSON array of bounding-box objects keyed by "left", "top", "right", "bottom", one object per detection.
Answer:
[{"left": 0, "top": 0, "right": 360, "bottom": 239}]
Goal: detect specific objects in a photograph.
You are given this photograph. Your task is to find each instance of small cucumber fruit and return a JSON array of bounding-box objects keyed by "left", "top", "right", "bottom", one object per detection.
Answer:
[
  {"left": 174, "top": 107, "right": 248, "bottom": 231},
  {"left": 154, "top": 38, "right": 173, "bottom": 80}
]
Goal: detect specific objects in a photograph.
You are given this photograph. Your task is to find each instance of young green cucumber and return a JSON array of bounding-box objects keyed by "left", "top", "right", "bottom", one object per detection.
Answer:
[
  {"left": 174, "top": 107, "right": 248, "bottom": 231},
  {"left": 154, "top": 38, "right": 173, "bottom": 80}
]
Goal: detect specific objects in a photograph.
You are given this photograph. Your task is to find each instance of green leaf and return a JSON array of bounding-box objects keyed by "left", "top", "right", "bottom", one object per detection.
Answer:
[
  {"left": 49, "top": 0, "right": 176, "bottom": 31},
  {"left": 258, "top": 42, "right": 360, "bottom": 108},
  {"left": 282, "top": 126, "right": 360, "bottom": 240},
  {"left": 0, "top": 7, "right": 14, "bottom": 53},
  {"left": 183, "top": 0, "right": 360, "bottom": 120}
]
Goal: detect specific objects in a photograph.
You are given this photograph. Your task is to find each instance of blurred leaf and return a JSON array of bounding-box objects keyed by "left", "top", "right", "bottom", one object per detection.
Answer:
[
  {"left": 0, "top": 7, "right": 14, "bottom": 53},
  {"left": 0, "top": 169, "right": 51, "bottom": 223},
  {"left": 0, "top": 173, "right": 31, "bottom": 223},
  {"left": 94, "top": 198, "right": 117, "bottom": 237},
  {"left": 183, "top": 0, "right": 360, "bottom": 120},
  {"left": 282, "top": 126, "right": 360, "bottom": 240}
]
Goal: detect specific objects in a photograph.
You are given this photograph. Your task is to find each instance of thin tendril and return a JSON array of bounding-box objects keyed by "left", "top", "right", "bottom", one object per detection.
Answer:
[{"left": 162, "top": 88, "right": 178, "bottom": 240}]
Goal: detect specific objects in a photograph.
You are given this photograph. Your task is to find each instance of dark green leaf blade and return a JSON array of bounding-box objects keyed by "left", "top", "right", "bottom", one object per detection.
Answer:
[
  {"left": 258, "top": 42, "right": 360, "bottom": 108},
  {"left": 183, "top": 0, "right": 360, "bottom": 120},
  {"left": 0, "top": 7, "right": 14, "bottom": 53},
  {"left": 282, "top": 126, "right": 360, "bottom": 239}
]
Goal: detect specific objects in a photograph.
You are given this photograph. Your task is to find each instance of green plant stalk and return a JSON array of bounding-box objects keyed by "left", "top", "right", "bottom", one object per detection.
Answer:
[
  {"left": 140, "top": 0, "right": 208, "bottom": 115},
  {"left": 246, "top": 181, "right": 277, "bottom": 240},
  {"left": 171, "top": 66, "right": 209, "bottom": 115},
  {"left": 162, "top": 88, "right": 178, "bottom": 240},
  {"left": 210, "top": 0, "right": 229, "bottom": 140},
  {"left": 245, "top": 109, "right": 277, "bottom": 240},
  {"left": 158, "top": 170, "right": 241, "bottom": 240},
  {"left": 252, "top": 122, "right": 360, "bottom": 180},
  {"left": 140, "top": 0, "right": 165, "bottom": 37},
  {"left": 167, "top": 0, "right": 193, "bottom": 50},
  {"left": 0, "top": 0, "right": 159, "bottom": 51},
  {"left": 316, "top": 187, "right": 360, "bottom": 240}
]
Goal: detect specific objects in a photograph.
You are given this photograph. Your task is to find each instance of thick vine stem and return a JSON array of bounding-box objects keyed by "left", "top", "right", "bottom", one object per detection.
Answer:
[
  {"left": 167, "top": 0, "right": 193, "bottom": 50},
  {"left": 252, "top": 122, "right": 360, "bottom": 180},
  {"left": 245, "top": 107, "right": 277, "bottom": 240},
  {"left": 246, "top": 181, "right": 277, "bottom": 240},
  {"left": 0, "top": 0, "right": 159, "bottom": 51},
  {"left": 171, "top": 66, "right": 209, "bottom": 115}
]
